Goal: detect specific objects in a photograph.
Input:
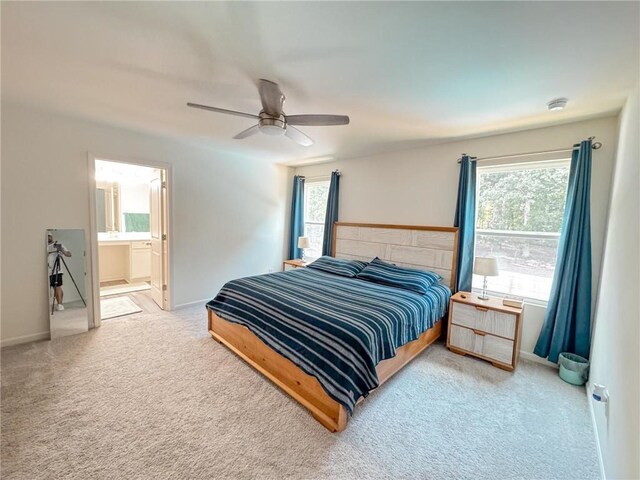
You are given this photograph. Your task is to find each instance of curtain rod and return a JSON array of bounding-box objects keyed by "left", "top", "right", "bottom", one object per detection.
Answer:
[
  {"left": 298, "top": 170, "right": 340, "bottom": 180},
  {"left": 457, "top": 137, "right": 602, "bottom": 164}
]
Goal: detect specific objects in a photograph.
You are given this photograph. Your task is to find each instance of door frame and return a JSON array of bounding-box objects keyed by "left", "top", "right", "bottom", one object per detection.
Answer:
[{"left": 87, "top": 152, "right": 173, "bottom": 328}]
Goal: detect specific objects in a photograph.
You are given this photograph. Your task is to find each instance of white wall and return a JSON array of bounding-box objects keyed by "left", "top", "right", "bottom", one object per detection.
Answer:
[
  {"left": 1, "top": 103, "right": 290, "bottom": 346},
  {"left": 120, "top": 181, "right": 150, "bottom": 233},
  {"left": 120, "top": 182, "right": 150, "bottom": 215},
  {"left": 589, "top": 88, "right": 639, "bottom": 480},
  {"left": 295, "top": 116, "right": 619, "bottom": 360}
]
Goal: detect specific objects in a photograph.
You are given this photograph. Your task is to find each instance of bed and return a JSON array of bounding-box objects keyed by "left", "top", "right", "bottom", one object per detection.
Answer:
[{"left": 207, "top": 223, "right": 458, "bottom": 432}]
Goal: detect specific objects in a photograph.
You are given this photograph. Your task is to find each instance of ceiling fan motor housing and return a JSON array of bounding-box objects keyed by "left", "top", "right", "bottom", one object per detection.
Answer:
[{"left": 258, "top": 111, "right": 286, "bottom": 135}]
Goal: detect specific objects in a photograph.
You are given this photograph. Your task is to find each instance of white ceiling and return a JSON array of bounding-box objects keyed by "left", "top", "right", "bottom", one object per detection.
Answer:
[{"left": 2, "top": 2, "right": 639, "bottom": 165}]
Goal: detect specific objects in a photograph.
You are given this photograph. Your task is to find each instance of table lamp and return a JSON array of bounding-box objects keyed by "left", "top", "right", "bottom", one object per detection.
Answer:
[
  {"left": 474, "top": 256, "right": 499, "bottom": 300},
  {"left": 298, "top": 236, "right": 311, "bottom": 262}
]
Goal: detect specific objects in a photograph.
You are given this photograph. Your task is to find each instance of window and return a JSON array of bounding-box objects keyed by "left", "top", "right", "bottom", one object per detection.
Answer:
[
  {"left": 473, "top": 159, "right": 570, "bottom": 302},
  {"left": 304, "top": 180, "right": 330, "bottom": 259}
]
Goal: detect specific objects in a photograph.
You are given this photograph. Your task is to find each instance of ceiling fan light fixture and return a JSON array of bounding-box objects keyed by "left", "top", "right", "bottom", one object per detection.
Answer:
[
  {"left": 259, "top": 124, "right": 286, "bottom": 136},
  {"left": 258, "top": 114, "right": 286, "bottom": 135},
  {"left": 547, "top": 97, "right": 568, "bottom": 111}
]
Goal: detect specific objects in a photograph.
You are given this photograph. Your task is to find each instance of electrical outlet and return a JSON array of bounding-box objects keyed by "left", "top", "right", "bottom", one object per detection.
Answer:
[{"left": 268, "top": 266, "right": 274, "bottom": 273}]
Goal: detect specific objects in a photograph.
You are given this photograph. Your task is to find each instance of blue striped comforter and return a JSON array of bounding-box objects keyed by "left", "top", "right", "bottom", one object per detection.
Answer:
[{"left": 206, "top": 268, "right": 451, "bottom": 414}]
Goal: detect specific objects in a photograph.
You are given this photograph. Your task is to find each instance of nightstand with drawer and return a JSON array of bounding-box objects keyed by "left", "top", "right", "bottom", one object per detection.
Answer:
[{"left": 447, "top": 291, "right": 523, "bottom": 371}]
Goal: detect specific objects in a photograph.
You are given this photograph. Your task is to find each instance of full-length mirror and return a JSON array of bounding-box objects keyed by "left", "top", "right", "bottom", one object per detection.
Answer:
[{"left": 47, "top": 229, "right": 88, "bottom": 339}]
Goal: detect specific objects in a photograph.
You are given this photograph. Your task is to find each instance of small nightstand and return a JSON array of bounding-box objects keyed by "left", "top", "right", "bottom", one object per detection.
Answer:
[
  {"left": 283, "top": 259, "right": 311, "bottom": 271},
  {"left": 447, "top": 291, "right": 523, "bottom": 371}
]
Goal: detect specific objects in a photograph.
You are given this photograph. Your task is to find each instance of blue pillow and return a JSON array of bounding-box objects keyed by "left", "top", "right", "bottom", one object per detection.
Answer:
[
  {"left": 356, "top": 257, "right": 442, "bottom": 294},
  {"left": 306, "top": 256, "right": 368, "bottom": 278}
]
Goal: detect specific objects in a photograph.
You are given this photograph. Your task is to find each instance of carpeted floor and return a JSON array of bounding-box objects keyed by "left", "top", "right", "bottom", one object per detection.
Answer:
[{"left": 1, "top": 306, "right": 600, "bottom": 479}]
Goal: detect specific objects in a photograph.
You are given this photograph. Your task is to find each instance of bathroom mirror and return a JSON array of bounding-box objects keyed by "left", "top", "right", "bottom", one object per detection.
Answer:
[
  {"left": 96, "top": 181, "right": 121, "bottom": 232},
  {"left": 47, "top": 229, "right": 89, "bottom": 339}
]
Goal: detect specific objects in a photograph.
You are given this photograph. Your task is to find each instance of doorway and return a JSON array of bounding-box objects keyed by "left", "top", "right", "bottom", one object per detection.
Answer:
[{"left": 89, "top": 157, "right": 171, "bottom": 326}]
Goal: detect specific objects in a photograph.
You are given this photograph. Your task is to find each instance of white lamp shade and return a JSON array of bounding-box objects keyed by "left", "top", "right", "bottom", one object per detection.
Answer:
[
  {"left": 297, "top": 236, "right": 311, "bottom": 249},
  {"left": 474, "top": 257, "right": 499, "bottom": 276}
]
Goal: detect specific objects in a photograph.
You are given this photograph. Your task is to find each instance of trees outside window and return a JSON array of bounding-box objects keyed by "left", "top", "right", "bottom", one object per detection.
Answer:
[
  {"left": 473, "top": 160, "right": 570, "bottom": 301},
  {"left": 304, "top": 181, "right": 330, "bottom": 259}
]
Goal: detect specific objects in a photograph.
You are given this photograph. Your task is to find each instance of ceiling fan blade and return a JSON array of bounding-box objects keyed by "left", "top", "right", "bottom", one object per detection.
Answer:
[
  {"left": 285, "top": 126, "right": 314, "bottom": 147},
  {"left": 285, "top": 114, "right": 350, "bottom": 126},
  {"left": 187, "top": 102, "right": 259, "bottom": 120},
  {"left": 233, "top": 125, "right": 260, "bottom": 139},
  {"left": 258, "top": 79, "right": 285, "bottom": 117}
]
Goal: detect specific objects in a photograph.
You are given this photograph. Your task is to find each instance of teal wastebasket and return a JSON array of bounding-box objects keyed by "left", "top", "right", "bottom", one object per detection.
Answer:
[{"left": 558, "top": 352, "right": 589, "bottom": 386}]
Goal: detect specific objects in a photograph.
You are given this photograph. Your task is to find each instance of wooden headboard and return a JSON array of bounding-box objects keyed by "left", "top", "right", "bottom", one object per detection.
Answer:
[{"left": 332, "top": 222, "right": 459, "bottom": 290}]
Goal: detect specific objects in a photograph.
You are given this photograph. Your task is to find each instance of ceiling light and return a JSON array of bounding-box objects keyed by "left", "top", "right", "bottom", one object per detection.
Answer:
[{"left": 547, "top": 98, "right": 568, "bottom": 111}]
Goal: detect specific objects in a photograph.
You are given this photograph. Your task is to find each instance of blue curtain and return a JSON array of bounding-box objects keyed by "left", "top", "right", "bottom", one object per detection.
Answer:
[
  {"left": 322, "top": 171, "right": 340, "bottom": 256},
  {"left": 288, "top": 175, "right": 305, "bottom": 260},
  {"left": 453, "top": 155, "right": 476, "bottom": 292},
  {"left": 534, "top": 140, "right": 593, "bottom": 363}
]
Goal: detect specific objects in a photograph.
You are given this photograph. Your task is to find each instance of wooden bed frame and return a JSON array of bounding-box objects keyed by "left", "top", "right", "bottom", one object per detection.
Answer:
[{"left": 208, "top": 223, "right": 458, "bottom": 432}]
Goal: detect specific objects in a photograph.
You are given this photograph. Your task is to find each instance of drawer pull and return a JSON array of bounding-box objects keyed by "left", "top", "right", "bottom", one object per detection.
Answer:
[
  {"left": 475, "top": 306, "right": 489, "bottom": 312},
  {"left": 472, "top": 329, "right": 486, "bottom": 336},
  {"left": 145, "top": 242, "right": 151, "bottom": 246}
]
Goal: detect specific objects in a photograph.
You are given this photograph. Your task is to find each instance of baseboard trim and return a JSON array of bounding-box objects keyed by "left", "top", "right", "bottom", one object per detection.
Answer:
[
  {"left": 586, "top": 382, "right": 607, "bottom": 480},
  {"left": 173, "top": 298, "right": 209, "bottom": 310},
  {"left": 1, "top": 331, "right": 50, "bottom": 348},
  {"left": 520, "top": 350, "right": 559, "bottom": 369}
]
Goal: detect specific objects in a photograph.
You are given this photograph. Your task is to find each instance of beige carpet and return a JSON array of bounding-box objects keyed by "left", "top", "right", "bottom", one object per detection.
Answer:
[{"left": 1, "top": 306, "right": 599, "bottom": 479}]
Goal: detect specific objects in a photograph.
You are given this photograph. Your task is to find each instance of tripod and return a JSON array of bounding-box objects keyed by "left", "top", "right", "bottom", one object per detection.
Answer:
[{"left": 50, "top": 248, "right": 86, "bottom": 315}]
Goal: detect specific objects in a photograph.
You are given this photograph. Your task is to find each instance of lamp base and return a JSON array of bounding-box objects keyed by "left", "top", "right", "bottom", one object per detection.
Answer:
[{"left": 478, "top": 276, "right": 490, "bottom": 300}]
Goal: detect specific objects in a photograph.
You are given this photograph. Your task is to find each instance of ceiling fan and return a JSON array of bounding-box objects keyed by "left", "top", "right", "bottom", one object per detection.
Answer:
[{"left": 187, "top": 79, "right": 349, "bottom": 147}]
